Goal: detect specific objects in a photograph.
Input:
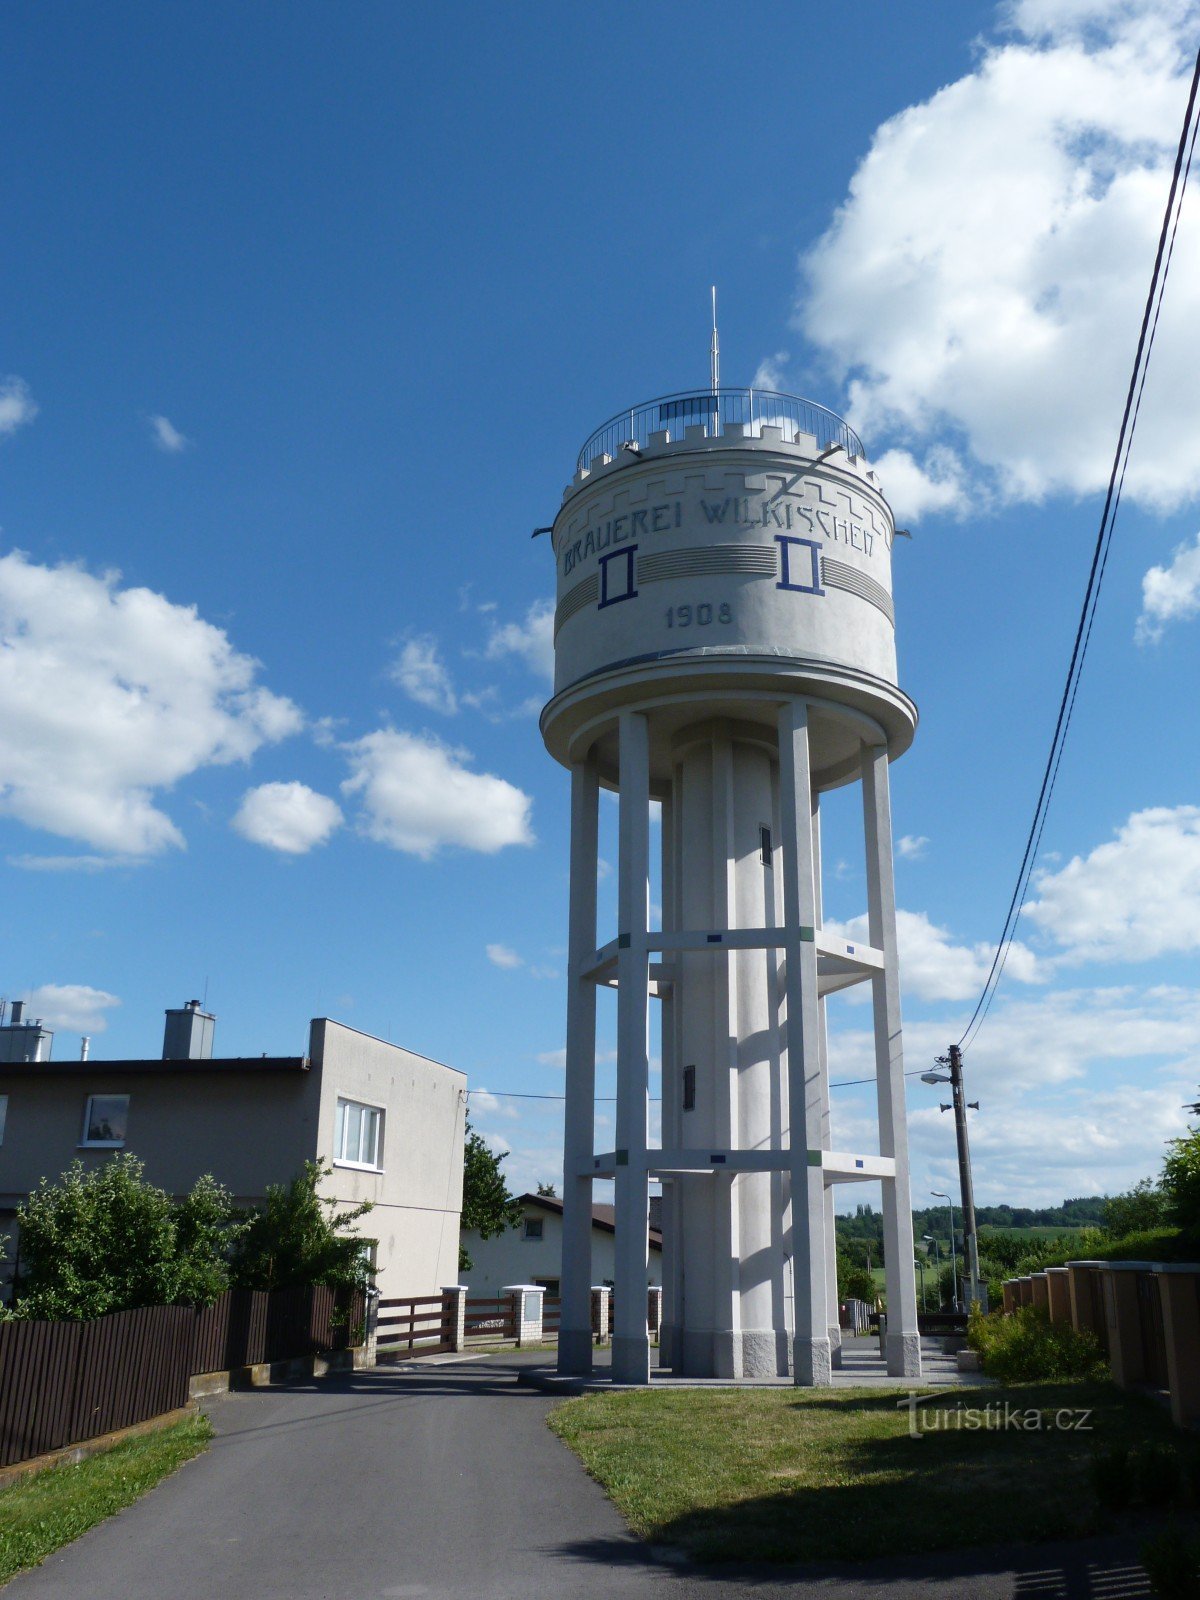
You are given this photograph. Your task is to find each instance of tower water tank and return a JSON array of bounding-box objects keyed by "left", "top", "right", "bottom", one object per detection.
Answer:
[{"left": 541, "top": 388, "right": 922, "bottom": 1384}]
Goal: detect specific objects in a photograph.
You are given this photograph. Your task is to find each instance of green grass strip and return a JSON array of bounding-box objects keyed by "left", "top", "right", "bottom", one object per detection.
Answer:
[
  {"left": 0, "top": 1414, "right": 213, "bottom": 1585},
  {"left": 549, "top": 1380, "right": 1181, "bottom": 1565}
]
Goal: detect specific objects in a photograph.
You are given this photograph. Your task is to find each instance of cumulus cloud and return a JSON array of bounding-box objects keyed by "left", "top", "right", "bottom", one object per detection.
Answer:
[
  {"left": 341, "top": 728, "right": 534, "bottom": 859},
  {"left": 1136, "top": 531, "right": 1200, "bottom": 642},
  {"left": 148, "top": 414, "right": 188, "bottom": 453},
  {"left": 0, "top": 376, "right": 37, "bottom": 437},
  {"left": 827, "top": 907, "right": 1040, "bottom": 1002},
  {"left": 390, "top": 635, "right": 458, "bottom": 715},
  {"left": 800, "top": 1, "right": 1200, "bottom": 507},
  {"left": 753, "top": 351, "right": 791, "bottom": 391},
  {"left": 20, "top": 984, "right": 120, "bottom": 1034},
  {"left": 897, "top": 834, "right": 929, "bottom": 860},
  {"left": 0, "top": 552, "right": 303, "bottom": 856},
  {"left": 1025, "top": 805, "right": 1200, "bottom": 962},
  {"left": 487, "top": 943, "right": 522, "bottom": 969},
  {"left": 232, "top": 781, "right": 343, "bottom": 854},
  {"left": 873, "top": 448, "right": 969, "bottom": 520},
  {"left": 485, "top": 599, "right": 554, "bottom": 681}
]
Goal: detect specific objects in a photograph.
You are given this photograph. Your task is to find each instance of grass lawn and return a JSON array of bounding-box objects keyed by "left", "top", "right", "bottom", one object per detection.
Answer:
[
  {"left": 548, "top": 1381, "right": 1183, "bottom": 1565},
  {"left": 0, "top": 1414, "right": 213, "bottom": 1586}
]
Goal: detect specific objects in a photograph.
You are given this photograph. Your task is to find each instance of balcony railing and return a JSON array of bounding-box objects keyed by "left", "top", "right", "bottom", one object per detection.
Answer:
[{"left": 576, "top": 388, "right": 864, "bottom": 474}]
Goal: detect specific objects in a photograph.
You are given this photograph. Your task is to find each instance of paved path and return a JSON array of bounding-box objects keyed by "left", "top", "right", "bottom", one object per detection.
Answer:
[{"left": 7, "top": 1355, "right": 1154, "bottom": 1600}]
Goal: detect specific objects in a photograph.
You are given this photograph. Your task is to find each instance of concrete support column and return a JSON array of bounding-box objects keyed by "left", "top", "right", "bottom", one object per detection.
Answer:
[
  {"left": 1158, "top": 1267, "right": 1200, "bottom": 1429},
  {"left": 777, "top": 700, "right": 830, "bottom": 1386},
  {"left": 812, "top": 793, "right": 841, "bottom": 1367},
  {"left": 558, "top": 755, "right": 600, "bottom": 1377},
  {"left": 441, "top": 1285, "right": 467, "bottom": 1353},
  {"left": 1044, "top": 1269, "right": 1071, "bottom": 1324},
  {"left": 658, "top": 779, "right": 682, "bottom": 1371},
  {"left": 613, "top": 711, "right": 651, "bottom": 1385},
  {"left": 591, "top": 1285, "right": 610, "bottom": 1343},
  {"left": 504, "top": 1285, "right": 545, "bottom": 1348},
  {"left": 862, "top": 741, "right": 922, "bottom": 1379}
]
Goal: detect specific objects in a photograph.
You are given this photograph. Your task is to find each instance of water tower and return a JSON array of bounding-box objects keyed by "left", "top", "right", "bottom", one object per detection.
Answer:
[{"left": 541, "top": 385, "right": 922, "bottom": 1384}]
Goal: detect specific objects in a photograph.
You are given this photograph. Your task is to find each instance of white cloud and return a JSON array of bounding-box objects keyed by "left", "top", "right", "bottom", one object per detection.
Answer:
[
  {"left": 341, "top": 728, "right": 534, "bottom": 859},
  {"left": 827, "top": 907, "right": 1040, "bottom": 1002},
  {"left": 800, "top": 1, "right": 1200, "bottom": 507},
  {"left": 897, "top": 834, "right": 929, "bottom": 860},
  {"left": 0, "top": 552, "right": 303, "bottom": 856},
  {"left": 485, "top": 599, "right": 554, "bottom": 682},
  {"left": 149, "top": 414, "right": 189, "bottom": 453},
  {"left": 536, "top": 1048, "right": 567, "bottom": 1069},
  {"left": 7, "top": 853, "right": 130, "bottom": 872},
  {"left": 232, "top": 781, "right": 343, "bottom": 854},
  {"left": 487, "top": 943, "right": 523, "bottom": 970},
  {"left": 752, "top": 351, "right": 790, "bottom": 391},
  {"left": 20, "top": 983, "right": 120, "bottom": 1034},
  {"left": 1026, "top": 805, "right": 1200, "bottom": 962},
  {"left": 872, "top": 448, "right": 969, "bottom": 520},
  {"left": 1136, "top": 531, "right": 1200, "bottom": 642},
  {"left": 0, "top": 376, "right": 37, "bottom": 438},
  {"left": 390, "top": 635, "right": 458, "bottom": 715}
]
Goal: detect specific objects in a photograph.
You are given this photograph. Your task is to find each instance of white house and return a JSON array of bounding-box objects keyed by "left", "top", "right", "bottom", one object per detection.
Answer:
[{"left": 460, "top": 1192, "right": 663, "bottom": 1298}]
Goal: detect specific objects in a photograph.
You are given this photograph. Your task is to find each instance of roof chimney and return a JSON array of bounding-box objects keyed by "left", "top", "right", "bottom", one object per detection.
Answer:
[{"left": 163, "top": 999, "right": 216, "bottom": 1061}]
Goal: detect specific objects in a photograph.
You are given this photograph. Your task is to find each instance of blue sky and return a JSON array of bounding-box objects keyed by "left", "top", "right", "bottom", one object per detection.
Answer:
[{"left": 3, "top": 0, "right": 1200, "bottom": 1208}]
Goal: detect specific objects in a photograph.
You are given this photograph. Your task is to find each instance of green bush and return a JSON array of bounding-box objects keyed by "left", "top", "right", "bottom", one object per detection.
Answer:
[
  {"left": 8, "top": 1155, "right": 237, "bottom": 1319},
  {"left": 229, "top": 1159, "right": 374, "bottom": 1293},
  {"left": 1090, "top": 1446, "right": 1133, "bottom": 1512},
  {"left": 967, "top": 1305, "right": 1107, "bottom": 1383},
  {"left": 1137, "top": 1444, "right": 1184, "bottom": 1508},
  {"left": 1142, "top": 1526, "right": 1200, "bottom": 1598}
]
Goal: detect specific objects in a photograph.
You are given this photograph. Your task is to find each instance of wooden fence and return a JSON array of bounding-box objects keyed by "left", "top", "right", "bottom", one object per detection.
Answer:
[
  {"left": 375, "top": 1295, "right": 452, "bottom": 1360},
  {"left": 0, "top": 1284, "right": 366, "bottom": 1470},
  {"left": 464, "top": 1296, "right": 516, "bottom": 1342},
  {"left": 542, "top": 1295, "right": 561, "bottom": 1335}
]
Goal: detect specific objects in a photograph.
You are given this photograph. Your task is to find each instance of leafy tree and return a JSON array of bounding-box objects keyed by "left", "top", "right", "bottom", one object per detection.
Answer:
[
  {"left": 459, "top": 1119, "right": 523, "bottom": 1271},
  {"left": 230, "top": 1159, "right": 374, "bottom": 1293},
  {"left": 843, "top": 1267, "right": 877, "bottom": 1305},
  {"left": 9, "top": 1154, "right": 236, "bottom": 1320},
  {"left": 1103, "top": 1178, "right": 1167, "bottom": 1239},
  {"left": 1162, "top": 1122, "right": 1200, "bottom": 1237},
  {"left": 536, "top": 1181, "right": 558, "bottom": 1197}
]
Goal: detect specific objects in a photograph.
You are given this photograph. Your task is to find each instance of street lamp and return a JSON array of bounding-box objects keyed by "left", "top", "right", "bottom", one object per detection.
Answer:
[
  {"left": 921, "top": 1234, "right": 941, "bottom": 1308},
  {"left": 931, "top": 1191, "right": 958, "bottom": 1310},
  {"left": 922, "top": 1044, "right": 981, "bottom": 1307},
  {"left": 914, "top": 1256, "right": 927, "bottom": 1312}
]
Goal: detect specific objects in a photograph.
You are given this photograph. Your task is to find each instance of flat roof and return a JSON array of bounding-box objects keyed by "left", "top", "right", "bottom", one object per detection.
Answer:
[{"left": 0, "top": 1057, "right": 309, "bottom": 1076}]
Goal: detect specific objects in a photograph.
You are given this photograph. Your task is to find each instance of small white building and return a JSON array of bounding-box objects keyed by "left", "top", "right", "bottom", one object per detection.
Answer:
[{"left": 460, "top": 1192, "right": 662, "bottom": 1298}]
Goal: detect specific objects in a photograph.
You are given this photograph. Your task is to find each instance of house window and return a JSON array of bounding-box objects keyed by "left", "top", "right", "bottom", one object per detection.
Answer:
[
  {"left": 523, "top": 1218, "right": 544, "bottom": 1241},
  {"left": 333, "top": 1097, "right": 384, "bottom": 1170},
  {"left": 760, "top": 825, "right": 772, "bottom": 866},
  {"left": 81, "top": 1094, "right": 129, "bottom": 1148}
]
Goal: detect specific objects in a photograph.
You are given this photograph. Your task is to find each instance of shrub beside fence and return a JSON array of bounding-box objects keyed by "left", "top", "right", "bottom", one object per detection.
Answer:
[{"left": 0, "top": 1284, "right": 364, "bottom": 1470}]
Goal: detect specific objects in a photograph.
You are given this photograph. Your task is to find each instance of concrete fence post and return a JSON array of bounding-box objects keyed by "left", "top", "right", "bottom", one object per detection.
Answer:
[
  {"left": 1030, "top": 1274, "right": 1050, "bottom": 1314},
  {"left": 503, "top": 1285, "right": 544, "bottom": 1348},
  {"left": 363, "top": 1286, "right": 381, "bottom": 1367},
  {"left": 1157, "top": 1266, "right": 1200, "bottom": 1429},
  {"left": 647, "top": 1285, "right": 663, "bottom": 1341},
  {"left": 441, "top": 1286, "right": 467, "bottom": 1353},
  {"left": 1001, "top": 1280, "right": 1016, "bottom": 1315},
  {"left": 1103, "top": 1263, "right": 1155, "bottom": 1389},
  {"left": 1045, "top": 1268, "right": 1071, "bottom": 1324},
  {"left": 1065, "top": 1261, "right": 1106, "bottom": 1342},
  {"left": 591, "top": 1286, "right": 610, "bottom": 1343}
]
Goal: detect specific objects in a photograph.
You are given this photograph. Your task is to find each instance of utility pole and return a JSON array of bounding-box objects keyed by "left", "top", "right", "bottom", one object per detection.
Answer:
[{"left": 947, "top": 1045, "right": 980, "bottom": 1306}]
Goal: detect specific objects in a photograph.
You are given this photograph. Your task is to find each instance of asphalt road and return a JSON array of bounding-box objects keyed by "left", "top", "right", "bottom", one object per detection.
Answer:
[{"left": 6, "top": 1355, "right": 1154, "bottom": 1600}]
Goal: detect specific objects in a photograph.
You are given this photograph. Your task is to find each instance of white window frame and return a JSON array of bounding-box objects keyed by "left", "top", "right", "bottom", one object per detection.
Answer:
[
  {"left": 80, "top": 1093, "right": 129, "bottom": 1149},
  {"left": 332, "top": 1096, "right": 385, "bottom": 1172},
  {"left": 523, "top": 1217, "right": 544, "bottom": 1241}
]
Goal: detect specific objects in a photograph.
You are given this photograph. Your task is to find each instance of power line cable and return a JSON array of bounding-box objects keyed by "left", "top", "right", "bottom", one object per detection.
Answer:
[{"left": 958, "top": 44, "right": 1200, "bottom": 1054}]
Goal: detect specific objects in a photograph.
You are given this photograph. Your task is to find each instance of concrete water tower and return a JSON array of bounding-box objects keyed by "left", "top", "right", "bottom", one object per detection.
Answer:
[{"left": 541, "top": 385, "right": 923, "bottom": 1385}]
